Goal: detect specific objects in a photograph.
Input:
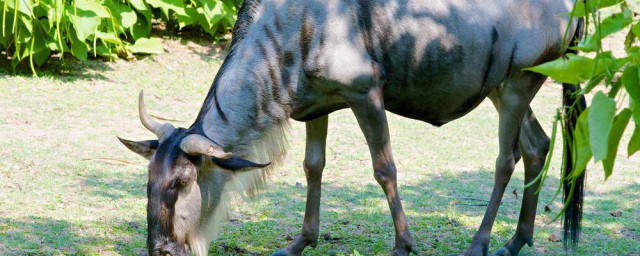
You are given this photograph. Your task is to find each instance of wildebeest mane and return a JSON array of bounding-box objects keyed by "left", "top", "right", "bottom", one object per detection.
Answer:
[{"left": 193, "top": 0, "right": 263, "bottom": 125}]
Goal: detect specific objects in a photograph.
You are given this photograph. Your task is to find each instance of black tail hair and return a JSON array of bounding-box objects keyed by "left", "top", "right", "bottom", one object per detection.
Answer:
[{"left": 562, "top": 18, "right": 586, "bottom": 250}]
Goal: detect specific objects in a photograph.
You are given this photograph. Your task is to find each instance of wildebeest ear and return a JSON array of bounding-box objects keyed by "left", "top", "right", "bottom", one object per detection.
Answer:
[
  {"left": 117, "top": 137, "right": 159, "bottom": 159},
  {"left": 211, "top": 156, "right": 269, "bottom": 171}
]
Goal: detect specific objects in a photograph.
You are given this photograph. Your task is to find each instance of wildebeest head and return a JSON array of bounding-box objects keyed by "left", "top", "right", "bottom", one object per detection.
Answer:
[{"left": 118, "top": 91, "right": 267, "bottom": 256}]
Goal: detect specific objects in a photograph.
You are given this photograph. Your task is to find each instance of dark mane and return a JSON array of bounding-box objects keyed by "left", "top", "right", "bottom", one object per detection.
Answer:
[
  {"left": 192, "top": 0, "right": 262, "bottom": 129},
  {"left": 231, "top": 0, "right": 262, "bottom": 46}
]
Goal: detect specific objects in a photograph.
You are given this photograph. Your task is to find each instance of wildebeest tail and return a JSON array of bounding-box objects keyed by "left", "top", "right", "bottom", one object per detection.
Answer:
[{"left": 561, "top": 17, "right": 585, "bottom": 250}]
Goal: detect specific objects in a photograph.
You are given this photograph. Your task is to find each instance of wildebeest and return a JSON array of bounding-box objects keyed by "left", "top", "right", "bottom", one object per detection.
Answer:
[{"left": 119, "top": 0, "right": 585, "bottom": 255}]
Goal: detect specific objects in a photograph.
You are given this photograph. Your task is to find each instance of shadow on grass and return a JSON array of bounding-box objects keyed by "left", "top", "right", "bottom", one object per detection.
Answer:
[
  {"left": 0, "top": 53, "right": 114, "bottom": 82},
  {"left": 209, "top": 168, "right": 573, "bottom": 255},
  {"left": 0, "top": 215, "right": 146, "bottom": 255},
  {"left": 0, "top": 215, "right": 142, "bottom": 255},
  {"left": 85, "top": 173, "right": 147, "bottom": 200},
  {"left": 0, "top": 29, "right": 225, "bottom": 82}
]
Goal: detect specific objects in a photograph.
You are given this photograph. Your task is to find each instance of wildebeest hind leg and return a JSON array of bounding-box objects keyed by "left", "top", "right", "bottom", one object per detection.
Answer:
[
  {"left": 494, "top": 108, "right": 550, "bottom": 256},
  {"left": 273, "top": 115, "right": 329, "bottom": 256},
  {"left": 465, "top": 73, "right": 547, "bottom": 256},
  {"left": 349, "top": 86, "right": 417, "bottom": 256}
]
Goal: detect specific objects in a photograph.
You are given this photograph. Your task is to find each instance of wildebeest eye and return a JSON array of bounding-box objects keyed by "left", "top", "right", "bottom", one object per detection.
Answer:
[{"left": 168, "top": 180, "right": 179, "bottom": 190}]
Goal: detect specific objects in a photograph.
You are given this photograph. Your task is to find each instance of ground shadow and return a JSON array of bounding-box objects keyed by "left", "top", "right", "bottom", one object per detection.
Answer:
[
  {"left": 0, "top": 215, "right": 141, "bottom": 255},
  {"left": 207, "top": 167, "right": 576, "bottom": 255}
]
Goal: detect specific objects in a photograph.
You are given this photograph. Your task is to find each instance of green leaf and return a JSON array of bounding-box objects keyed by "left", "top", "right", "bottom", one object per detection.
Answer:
[
  {"left": 583, "top": 52, "right": 628, "bottom": 93},
  {"left": 145, "top": 0, "right": 186, "bottom": 17},
  {"left": 631, "top": 98, "right": 640, "bottom": 125},
  {"left": 602, "top": 109, "right": 632, "bottom": 180},
  {"left": 571, "top": 108, "right": 592, "bottom": 178},
  {"left": 628, "top": 47, "right": 640, "bottom": 65},
  {"left": 629, "top": 125, "right": 640, "bottom": 156},
  {"left": 608, "top": 78, "right": 623, "bottom": 99},
  {"left": 95, "top": 31, "right": 121, "bottom": 44},
  {"left": 105, "top": 1, "right": 136, "bottom": 28},
  {"left": 30, "top": 23, "right": 50, "bottom": 66},
  {"left": 127, "top": 37, "right": 163, "bottom": 54},
  {"left": 67, "top": 7, "right": 100, "bottom": 41},
  {"left": 572, "top": 0, "right": 624, "bottom": 17},
  {"left": 177, "top": 6, "right": 199, "bottom": 28},
  {"left": 69, "top": 29, "right": 88, "bottom": 61},
  {"left": 95, "top": 43, "right": 118, "bottom": 59},
  {"left": 75, "top": 0, "right": 109, "bottom": 18},
  {"left": 525, "top": 54, "right": 594, "bottom": 84},
  {"left": 589, "top": 91, "right": 617, "bottom": 162},
  {"left": 130, "top": 10, "right": 151, "bottom": 40},
  {"left": 200, "top": 0, "right": 224, "bottom": 28},
  {"left": 576, "top": 7, "right": 633, "bottom": 52},
  {"left": 632, "top": 21, "right": 640, "bottom": 38},
  {"left": 623, "top": 66, "right": 640, "bottom": 103},
  {"left": 127, "top": 0, "right": 148, "bottom": 11},
  {"left": 6, "top": 0, "right": 33, "bottom": 16},
  {"left": 33, "top": 46, "right": 50, "bottom": 66}
]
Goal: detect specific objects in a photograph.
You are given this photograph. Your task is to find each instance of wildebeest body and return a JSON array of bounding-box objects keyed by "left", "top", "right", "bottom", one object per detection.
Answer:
[
  {"left": 220, "top": 0, "right": 572, "bottom": 126},
  {"left": 120, "top": 0, "right": 584, "bottom": 255}
]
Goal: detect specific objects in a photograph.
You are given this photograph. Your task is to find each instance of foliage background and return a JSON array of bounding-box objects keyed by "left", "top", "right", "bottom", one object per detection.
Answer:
[
  {"left": 0, "top": 0, "right": 241, "bottom": 74},
  {"left": 529, "top": 0, "right": 640, "bottom": 201}
]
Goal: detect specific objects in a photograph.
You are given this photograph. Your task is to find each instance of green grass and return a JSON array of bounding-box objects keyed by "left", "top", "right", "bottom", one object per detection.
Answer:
[{"left": 0, "top": 37, "right": 639, "bottom": 255}]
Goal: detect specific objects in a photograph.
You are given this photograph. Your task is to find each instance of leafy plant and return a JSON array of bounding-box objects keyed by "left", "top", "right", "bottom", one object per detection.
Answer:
[
  {"left": 527, "top": 0, "right": 640, "bottom": 211},
  {"left": 0, "top": 0, "right": 240, "bottom": 75}
]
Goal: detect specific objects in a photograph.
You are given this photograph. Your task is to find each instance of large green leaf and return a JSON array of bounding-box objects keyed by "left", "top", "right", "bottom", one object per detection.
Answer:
[
  {"left": 30, "top": 22, "right": 51, "bottom": 66},
  {"left": 577, "top": 7, "right": 633, "bottom": 52},
  {"left": 623, "top": 66, "right": 640, "bottom": 103},
  {"left": 629, "top": 46, "right": 640, "bottom": 65},
  {"left": 177, "top": 6, "right": 199, "bottom": 29},
  {"left": 95, "top": 43, "right": 118, "bottom": 59},
  {"left": 127, "top": 0, "right": 148, "bottom": 11},
  {"left": 589, "top": 91, "right": 616, "bottom": 162},
  {"left": 6, "top": 0, "right": 33, "bottom": 16},
  {"left": 629, "top": 125, "right": 640, "bottom": 156},
  {"left": 571, "top": 108, "right": 592, "bottom": 178},
  {"left": 67, "top": 7, "right": 100, "bottom": 41},
  {"left": 129, "top": 10, "right": 151, "bottom": 40},
  {"left": 145, "top": 0, "right": 186, "bottom": 18},
  {"left": 572, "top": 0, "right": 624, "bottom": 17},
  {"left": 104, "top": 1, "right": 136, "bottom": 28},
  {"left": 69, "top": 29, "right": 88, "bottom": 61},
  {"left": 200, "top": 0, "right": 225, "bottom": 28},
  {"left": 586, "top": 53, "right": 629, "bottom": 92},
  {"left": 94, "top": 31, "right": 121, "bottom": 44},
  {"left": 602, "top": 109, "right": 632, "bottom": 180},
  {"left": 525, "top": 54, "right": 594, "bottom": 84},
  {"left": 127, "top": 37, "right": 163, "bottom": 54}
]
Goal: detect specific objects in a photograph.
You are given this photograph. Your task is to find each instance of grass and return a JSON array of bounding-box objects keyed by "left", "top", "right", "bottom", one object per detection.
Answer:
[{"left": 0, "top": 37, "right": 639, "bottom": 255}]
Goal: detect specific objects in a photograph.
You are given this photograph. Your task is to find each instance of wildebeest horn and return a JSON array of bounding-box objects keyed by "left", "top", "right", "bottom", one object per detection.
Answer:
[
  {"left": 138, "top": 90, "right": 175, "bottom": 141},
  {"left": 180, "top": 134, "right": 232, "bottom": 159}
]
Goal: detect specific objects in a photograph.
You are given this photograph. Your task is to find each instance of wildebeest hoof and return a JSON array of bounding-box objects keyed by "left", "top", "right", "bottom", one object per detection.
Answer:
[
  {"left": 271, "top": 249, "right": 294, "bottom": 256},
  {"left": 493, "top": 247, "right": 514, "bottom": 256},
  {"left": 393, "top": 245, "right": 417, "bottom": 256},
  {"left": 464, "top": 244, "right": 489, "bottom": 256}
]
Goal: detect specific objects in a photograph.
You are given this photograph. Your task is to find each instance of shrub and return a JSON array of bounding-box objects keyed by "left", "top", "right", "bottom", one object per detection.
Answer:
[{"left": 0, "top": 0, "right": 241, "bottom": 74}]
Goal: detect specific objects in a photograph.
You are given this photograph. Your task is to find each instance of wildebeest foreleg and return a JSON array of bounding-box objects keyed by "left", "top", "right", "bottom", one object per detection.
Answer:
[
  {"left": 466, "top": 73, "right": 546, "bottom": 256},
  {"left": 494, "top": 108, "right": 550, "bottom": 256},
  {"left": 273, "top": 115, "right": 329, "bottom": 256},
  {"left": 349, "top": 87, "right": 417, "bottom": 256}
]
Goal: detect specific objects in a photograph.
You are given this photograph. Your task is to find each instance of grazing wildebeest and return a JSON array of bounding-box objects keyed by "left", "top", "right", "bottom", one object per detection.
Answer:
[{"left": 119, "top": 0, "right": 586, "bottom": 255}]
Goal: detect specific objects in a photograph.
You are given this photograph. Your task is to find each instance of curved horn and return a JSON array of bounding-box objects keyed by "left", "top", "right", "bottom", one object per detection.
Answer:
[
  {"left": 180, "top": 134, "right": 232, "bottom": 159},
  {"left": 138, "top": 90, "right": 175, "bottom": 140}
]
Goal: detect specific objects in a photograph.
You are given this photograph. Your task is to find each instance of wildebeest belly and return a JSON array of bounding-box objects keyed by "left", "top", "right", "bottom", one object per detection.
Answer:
[
  {"left": 383, "top": 72, "right": 491, "bottom": 127},
  {"left": 379, "top": 38, "right": 497, "bottom": 126}
]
